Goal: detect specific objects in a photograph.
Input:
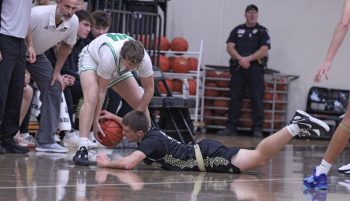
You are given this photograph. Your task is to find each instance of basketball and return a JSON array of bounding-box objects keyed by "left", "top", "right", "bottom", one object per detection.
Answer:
[
  {"left": 96, "top": 119, "right": 124, "bottom": 147},
  {"left": 172, "top": 79, "right": 183, "bottom": 92},
  {"left": 170, "top": 37, "right": 188, "bottom": 52},
  {"left": 216, "top": 71, "right": 231, "bottom": 88},
  {"left": 172, "top": 56, "right": 190, "bottom": 73},
  {"left": 264, "top": 92, "right": 273, "bottom": 100},
  {"left": 276, "top": 79, "right": 287, "bottom": 91},
  {"left": 206, "top": 70, "right": 218, "bottom": 77},
  {"left": 158, "top": 79, "right": 174, "bottom": 94},
  {"left": 187, "top": 57, "right": 198, "bottom": 71},
  {"left": 204, "top": 81, "right": 220, "bottom": 97},
  {"left": 188, "top": 79, "right": 196, "bottom": 95},
  {"left": 155, "top": 36, "right": 170, "bottom": 51},
  {"left": 213, "top": 100, "right": 229, "bottom": 114},
  {"left": 159, "top": 55, "right": 170, "bottom": 72},
  {"left": 204, "top": 109, "right": 213, "bottom": 125}
]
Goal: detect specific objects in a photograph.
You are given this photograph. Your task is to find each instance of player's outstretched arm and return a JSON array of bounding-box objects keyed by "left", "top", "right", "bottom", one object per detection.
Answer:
[
  {"left": 314, "top": 0, "right": 350, "bottom": 83},
  {"left": 96, "top": 151, "right": 146, "bottom": 170}
]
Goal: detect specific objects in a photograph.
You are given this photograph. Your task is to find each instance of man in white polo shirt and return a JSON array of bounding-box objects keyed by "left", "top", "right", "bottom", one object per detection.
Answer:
[{"left": 26, "top": 0, "right": 79, "bottom": 153}]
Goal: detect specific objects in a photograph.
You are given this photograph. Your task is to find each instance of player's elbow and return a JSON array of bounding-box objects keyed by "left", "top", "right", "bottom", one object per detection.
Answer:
[{"left": 338, "top": 21, "right": 350, "bottom": 31}]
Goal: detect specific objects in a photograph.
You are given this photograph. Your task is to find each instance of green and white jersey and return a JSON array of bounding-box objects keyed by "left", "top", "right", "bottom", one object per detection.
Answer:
[{"left": 81, "top": 33, "right": 153, "bottom": 80}]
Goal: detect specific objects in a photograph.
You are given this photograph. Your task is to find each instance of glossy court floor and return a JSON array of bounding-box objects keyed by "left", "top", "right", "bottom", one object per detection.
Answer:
[{"left": 0, "top": 134, "right": 350, "bottom": 201}]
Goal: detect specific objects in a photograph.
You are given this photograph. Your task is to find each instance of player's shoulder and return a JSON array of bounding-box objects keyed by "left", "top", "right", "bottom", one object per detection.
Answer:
[
  {"left": 70, "top": 14, "right": 79, "bottom": 26},
  {"left": 257, "top": 24, "right": 269, "bottom": 32},
  {"left": 234, "top": 23, "right": 246, "bottom": 30}
]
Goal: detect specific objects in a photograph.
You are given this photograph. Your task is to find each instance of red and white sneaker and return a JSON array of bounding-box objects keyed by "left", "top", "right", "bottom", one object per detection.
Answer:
[{"left": 14, "top": 133, "right": 36, "bottom": 148}]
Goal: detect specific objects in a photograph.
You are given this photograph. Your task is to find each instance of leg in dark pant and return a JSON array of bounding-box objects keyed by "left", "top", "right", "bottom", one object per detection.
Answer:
[
  {"left": 227, "top": 68, "right": 247, "bottom": 132},
  {"left": 70, "top": 80, "right": 83, "bottom": 130},
  {"left": 106, "top": 89, "right": 132, "bottom": 117},
  {"left": 247, "top": 65, "right": 265, "bottom": 136},
  {"left": 106, "top": 89, "right": 122, "bottom": 114},
  {"left": 63, "top": 87, "right": 75, "bottom": 129},
  {"left": 0, "top": 35, "right": 28, "bottom": 153}
]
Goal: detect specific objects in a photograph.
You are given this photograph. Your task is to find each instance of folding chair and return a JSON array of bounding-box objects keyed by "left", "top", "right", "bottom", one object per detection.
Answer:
[{"left": 149, "top": 67, "right": 196, "bottom": 144}]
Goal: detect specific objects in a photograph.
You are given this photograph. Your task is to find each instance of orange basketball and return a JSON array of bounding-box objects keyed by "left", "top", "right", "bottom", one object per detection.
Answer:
[
  {"left": 172, "top": 57, "right": 190, "bottom": 73},
  {"left": 158, "top": 79, "right": 174, "bottom": 94},
  {"left": 159, "top": 55, "right": 170, "bottom": 72},
  {"left": 172, "top": 79, "right": 183, "bottom": 92},
  {"left": 188, "top": 79, "right": 196, "bottom": 95},
  {"left": 155, "top": 36, "right": 170, "bottom": 51},
  {"left": 204, "top": 109, "right": 213, "bottom": 125},
  {"left": 96, "top": 119, "right": 124, "bottom": 147},
  {"left": 167, "top": 56, "right": 175, "bottom": 70},
  {"left": 170, "top": 37, "right": 188, "bottom": 52},
  {"left": 276, "top": 79, "right": 287, "bottom": 91},
  {"left": 206, "top": 70, "right": 218, "bottom": 77},
  {"left": 205, "top": 81, "right": 220, "bottom": 97},
  {"left": 213, "top": 100, "right": 229, "bottom": 114},
  {"left": 264, "top": 92, "right": 273, "bottom": 100},
  {"left": 187, "top": 57, "right": 198, "bottom": 71},
  {"left": 265, "top": 82, "right": 273, "bottom": 90},
  {"left": 216, "top": 72, "right": 230, "bottom": 88}
]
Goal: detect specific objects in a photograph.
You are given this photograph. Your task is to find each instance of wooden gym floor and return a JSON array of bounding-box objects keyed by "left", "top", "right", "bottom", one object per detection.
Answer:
[{"left": 0, "top": 133, "right": 349, "bottom": 201}]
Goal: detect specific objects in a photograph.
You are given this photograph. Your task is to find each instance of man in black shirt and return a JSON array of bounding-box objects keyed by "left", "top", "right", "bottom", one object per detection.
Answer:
[
  {"left": 96, "top": 110, "right": 329, "bottom": 173},
  {"left": 218, "top": 4, "right": 270, "bottom": 137}
]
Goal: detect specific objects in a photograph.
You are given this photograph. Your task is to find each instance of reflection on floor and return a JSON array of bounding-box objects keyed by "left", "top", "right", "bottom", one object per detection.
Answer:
[{"left": 0, "top": 134, "right": 350, "bottom": 201}]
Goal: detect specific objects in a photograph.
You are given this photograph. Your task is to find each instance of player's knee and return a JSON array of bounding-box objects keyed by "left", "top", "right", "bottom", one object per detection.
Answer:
[
  {"left": 85, "top": 95, "right": 98, "bottom": 106},
  {"left": 258, "top": 160, "right": 267, "bottom": 167},
  {"left": 255, "top": 152, "right": 268, "bottom": 167}
]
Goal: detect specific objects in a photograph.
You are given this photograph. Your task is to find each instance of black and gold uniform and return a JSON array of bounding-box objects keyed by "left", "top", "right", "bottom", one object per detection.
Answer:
[{"left": 138, "top": 128, "right": 241, "bottom": 173}]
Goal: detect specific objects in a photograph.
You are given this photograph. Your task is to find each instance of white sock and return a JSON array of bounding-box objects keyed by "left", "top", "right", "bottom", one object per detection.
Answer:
[
  {"left": 79, "top": 137, "right": 89, "bottom": 148},
  {"left": 316, "top": 159, "right": 332, "bottom": 176},
  {"left": 21, "top": 133, "right": 30, "bottom": 138},
  {"left": 286, "top": 124, "right": 300, "bottom": 137}
]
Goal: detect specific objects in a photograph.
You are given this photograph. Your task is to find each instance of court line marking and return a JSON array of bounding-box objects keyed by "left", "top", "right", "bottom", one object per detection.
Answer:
[{"left": 0, "top": 176, "right": 347, "bottom": 190}]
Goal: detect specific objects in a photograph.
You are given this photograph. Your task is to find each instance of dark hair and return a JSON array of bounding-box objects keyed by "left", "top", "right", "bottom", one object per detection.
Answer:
[
  {"left": 91, "top": 10, "right": 111, "bottom": 27},
  {"left": 245, "top": 4, "right": 258, "bottom": 12},
  {"left": 120, "top": 40, "right": 145, "bottom": 66},
  {"left": 75, "top": 10, "right": 94, "bottom": 25},
  {"left": 122, "top": 111, "right": 149, "bottom": 132}
]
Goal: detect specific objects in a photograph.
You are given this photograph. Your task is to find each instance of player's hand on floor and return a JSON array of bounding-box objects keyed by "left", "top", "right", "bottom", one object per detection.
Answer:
[{"left": 96, "top": 153, "right": 110, "bottom": 168}]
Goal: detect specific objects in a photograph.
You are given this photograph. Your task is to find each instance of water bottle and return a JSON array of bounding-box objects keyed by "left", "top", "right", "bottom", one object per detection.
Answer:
[{"left": 182, "top": 78, "right": 189, "bottom": 98}]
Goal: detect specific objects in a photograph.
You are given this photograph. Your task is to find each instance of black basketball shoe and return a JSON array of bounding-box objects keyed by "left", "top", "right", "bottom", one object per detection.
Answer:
[
  {"left": 73, "top": 146, "right": 90, "bottom": 166},
  {"left": 289, "top": 110, "right": 330, "bottom": 137}
]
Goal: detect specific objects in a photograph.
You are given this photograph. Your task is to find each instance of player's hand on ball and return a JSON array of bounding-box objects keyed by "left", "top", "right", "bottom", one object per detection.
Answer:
[
  {"left": 99, "top": 110, "right": 115, "bottom": 120},
  {"left": 94, "top": 121, "right": 105, "bottom": 140}
]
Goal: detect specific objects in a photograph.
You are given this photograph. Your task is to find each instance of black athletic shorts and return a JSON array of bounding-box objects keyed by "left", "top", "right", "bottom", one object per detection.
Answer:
[{"left": 198, "top": 139, "right": 241, "bottom": 173}]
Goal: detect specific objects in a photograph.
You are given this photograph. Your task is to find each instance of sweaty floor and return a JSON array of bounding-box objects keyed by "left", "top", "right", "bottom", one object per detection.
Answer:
[{"left": 0, "top": 134, "right": 349, "bottom": 201}]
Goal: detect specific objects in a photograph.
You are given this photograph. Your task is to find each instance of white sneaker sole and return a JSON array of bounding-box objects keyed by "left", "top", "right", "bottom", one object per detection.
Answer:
[
  {"left": 338, "top": 163, "right": 350, "bottom": 174},
  {"left": 35, "top": 147, "right": 68, "bottom": 153},
  {"left": 296, "top": 110, "right": 330, "bottom": 132},
  {"left": 63, "top": 141, "right": 79, "bottom": 148}
]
